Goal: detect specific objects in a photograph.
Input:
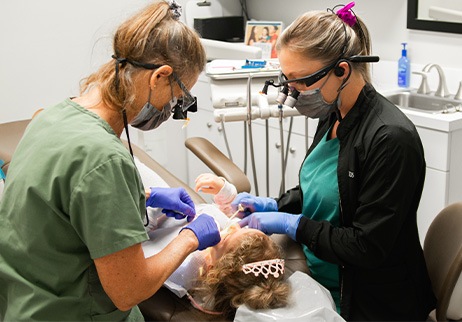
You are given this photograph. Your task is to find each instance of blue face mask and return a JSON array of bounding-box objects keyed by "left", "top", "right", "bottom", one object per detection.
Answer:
[{"left": 130, "top": 91, "right": 176, "bottom": 131}]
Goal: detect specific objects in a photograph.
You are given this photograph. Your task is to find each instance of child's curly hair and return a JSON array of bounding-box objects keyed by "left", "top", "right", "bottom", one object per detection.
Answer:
[{"left": 192, "top": 233, "right": 290, "bottom": 319}]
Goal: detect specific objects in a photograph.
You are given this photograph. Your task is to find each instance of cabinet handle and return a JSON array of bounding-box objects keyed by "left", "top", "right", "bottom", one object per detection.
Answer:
[
  {"left": 217, "top": 126, "right": 223, "bottom": 132},
  {"left": 289, "top": 147, "right": 296, "bottom": 154},
  {"left": 206, "top": 122, "right": 212, "bottom": 128},
  {"left": 275, "top": 142, "right": 281, "bottom": 149}
]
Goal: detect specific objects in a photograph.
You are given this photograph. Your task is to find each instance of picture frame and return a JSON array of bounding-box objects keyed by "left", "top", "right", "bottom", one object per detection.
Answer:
[{"left": 244, "top": 21, "right": 284, "bottom": 59}]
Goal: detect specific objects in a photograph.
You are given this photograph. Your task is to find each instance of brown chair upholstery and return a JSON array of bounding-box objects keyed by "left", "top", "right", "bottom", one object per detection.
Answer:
[
  {"left": 185, "top": 137, "right": 251, "bottom": 193},
  {"left": 424, "top": 202, "right": 462, "bottom": 322},
  {"left": 0, "top": 119, "right": 309, "bottom": 321}
]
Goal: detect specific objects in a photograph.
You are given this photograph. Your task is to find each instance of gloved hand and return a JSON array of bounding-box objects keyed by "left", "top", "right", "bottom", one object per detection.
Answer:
[
  {"left": 239, "top": 211, "right": 302, "bottom": 240},
  {"left": 231, "top": 192, "right": 278, "bottom": 217},
  {"left": 180, "top": 214, "right": 221, "bottom": 250},
  {"left": 147, "top": 187, "right": 196, "bottom": 222}
]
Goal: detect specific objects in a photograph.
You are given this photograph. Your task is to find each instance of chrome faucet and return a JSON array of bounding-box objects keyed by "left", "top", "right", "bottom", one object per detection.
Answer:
[
  {"left": 412, "top": 71, "right": 431, "bottom": 95},
  {"left": 421, "top": 63, "right": 450, "bottom": 97}
]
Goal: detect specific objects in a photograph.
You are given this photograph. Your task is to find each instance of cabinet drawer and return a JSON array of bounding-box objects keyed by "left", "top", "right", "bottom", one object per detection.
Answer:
[
  {"left": 417, "top": 167, "right": 448, "bottom": 244},
  {"left": 416, "top": 127, "right": 449, "bottom": 171}
]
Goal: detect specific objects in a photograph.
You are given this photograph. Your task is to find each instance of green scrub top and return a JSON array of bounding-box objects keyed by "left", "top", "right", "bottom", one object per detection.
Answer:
[
  {"left": 0, "top": 99, "right": 148, "bottom": 321},
  {"left": 300, "top": 128, "right": 341, "bottom": 311}
]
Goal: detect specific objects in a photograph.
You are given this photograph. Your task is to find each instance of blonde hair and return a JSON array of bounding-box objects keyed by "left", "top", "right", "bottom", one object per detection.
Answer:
[
  {"left": 81, "top": 0, "right": 206, "bottom": 111},
  {"left": 193, "top": 234, "right": 290, "bottom": 319},
  {"left": 276, "top": 10, "right": 372, "bottom": 83}
]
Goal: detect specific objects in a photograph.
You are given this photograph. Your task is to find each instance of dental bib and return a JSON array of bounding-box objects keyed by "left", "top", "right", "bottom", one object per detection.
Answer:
[{"left": 234, "top": 271, "right": 345, "bottom": 322}]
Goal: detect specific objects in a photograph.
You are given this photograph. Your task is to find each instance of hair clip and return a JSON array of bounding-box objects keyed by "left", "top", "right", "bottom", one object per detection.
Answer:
[
  {"left": 242, "top": 259, "right": 285, "bottom": 279},
  {"left": 168, "top": 0, "right": 182, "bottom": 20},
  {"left": 336, "top": 1, "right": 357, "bottom": 27},
  {"left": 111, "top": 54, "right": 128, "bottom": 66}
]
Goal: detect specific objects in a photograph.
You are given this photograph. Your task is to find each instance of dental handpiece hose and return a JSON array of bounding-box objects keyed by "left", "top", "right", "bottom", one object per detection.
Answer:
[
  {"left": 278, "top": 103, "right": 285, "bottom": 194},
  {"left": 280, "top": 116, "right": 293, "bottom": 196},
  {"left": 246, "top": 73, "right": 259, "bottom": 196},
  {"left": 277, "top": 88, "right": 298, "bottom": 195}
]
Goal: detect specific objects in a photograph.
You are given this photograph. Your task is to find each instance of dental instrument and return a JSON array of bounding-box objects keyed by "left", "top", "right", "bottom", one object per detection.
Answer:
[{"left": 223, "top": 203, "right": 244, "bottom": 231}]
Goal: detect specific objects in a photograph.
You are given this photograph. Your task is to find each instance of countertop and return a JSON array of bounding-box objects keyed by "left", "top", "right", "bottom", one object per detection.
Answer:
[{"left": 374, "top": 60, "right": 462, "bottom": 133}]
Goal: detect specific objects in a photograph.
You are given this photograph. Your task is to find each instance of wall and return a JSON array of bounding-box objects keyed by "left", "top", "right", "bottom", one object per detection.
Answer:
[
  {"left": 246, "top": 0, "right": 462, "bottom": 70},
  {"left": 2, "top": 0, "right": 461, "bottom": 123},
  {"left": 0, "top": 0, "right": 241, "bottom": 124},
  {"left": 0, "top": 0, "right": 241, "bottom": 184},
  {"left": 1, "top": 0, "right": 462, "bottom": 184}
]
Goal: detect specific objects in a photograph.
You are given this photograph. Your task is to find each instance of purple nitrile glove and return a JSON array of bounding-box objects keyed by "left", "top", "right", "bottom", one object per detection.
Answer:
[
  {"left": 147, "top": 187, "right": 196, "bottom": 222},
  {"left": 180, "top": 214, "right": 221, "bottom": 251},
  {"left": 230, "top": 192, "right": 278, "bottom": 217},
  {"left": 239, "top": 211, "right": 302, "bottom": 240}
]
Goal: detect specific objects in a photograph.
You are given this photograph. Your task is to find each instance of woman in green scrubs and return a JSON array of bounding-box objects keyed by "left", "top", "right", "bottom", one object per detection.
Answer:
[{"left": 0, "top": 1, "right": 221, "bottom": 320}]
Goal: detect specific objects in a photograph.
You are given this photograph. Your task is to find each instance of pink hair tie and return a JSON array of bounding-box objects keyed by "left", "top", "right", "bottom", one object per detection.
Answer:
[{"left": 336, "top": 2, "right": 357, "bottom": 27}]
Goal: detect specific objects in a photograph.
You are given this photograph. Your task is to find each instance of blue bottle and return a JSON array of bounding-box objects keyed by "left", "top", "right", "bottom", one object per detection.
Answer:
[{"left": 398, "top": 43, "right": 410, "bottom": 88}]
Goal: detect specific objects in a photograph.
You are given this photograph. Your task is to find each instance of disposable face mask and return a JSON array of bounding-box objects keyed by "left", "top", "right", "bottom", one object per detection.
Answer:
[
  {"left": 131, "top": 91, "right": 176, "bottom": 131},
  {"left": 294, "top": 73, "right": 342, "bottom": 119},
  {"left": 295, "top": 89, "right": 341, "bottom": 119}
]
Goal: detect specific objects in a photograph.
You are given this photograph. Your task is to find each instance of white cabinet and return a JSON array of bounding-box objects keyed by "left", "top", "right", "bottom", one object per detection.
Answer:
[
  {"left": 418, "top": 167, "right": 448, "bottom": 243},
  {"left": 130, "top": 119, "right": 188, "bottom": 183},
  {"left": 242, "top": 119, "right": 308, "bottom": 198},
  {"left": 415, "top": 125, "right": 462, "bottom": 243}
]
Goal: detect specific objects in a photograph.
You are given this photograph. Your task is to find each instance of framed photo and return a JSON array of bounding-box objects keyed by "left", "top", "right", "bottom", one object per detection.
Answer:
[{"left": 244, "top": 21, "right": 284, "bottom": 59}]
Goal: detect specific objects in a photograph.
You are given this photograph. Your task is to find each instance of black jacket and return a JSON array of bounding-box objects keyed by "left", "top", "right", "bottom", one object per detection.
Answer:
[{"left": 277, "top": 84, "right": 436, "bottom": 321}]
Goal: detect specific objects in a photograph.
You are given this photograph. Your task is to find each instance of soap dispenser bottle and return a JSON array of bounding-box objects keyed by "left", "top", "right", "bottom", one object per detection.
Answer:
[{"left": 398, "top": 42, "right": 410, "bottom": 88}]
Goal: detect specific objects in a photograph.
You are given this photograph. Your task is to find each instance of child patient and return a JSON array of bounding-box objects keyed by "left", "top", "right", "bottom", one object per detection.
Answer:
[{"left": 144, "top": 171, "right": 290, "bottom": 319}]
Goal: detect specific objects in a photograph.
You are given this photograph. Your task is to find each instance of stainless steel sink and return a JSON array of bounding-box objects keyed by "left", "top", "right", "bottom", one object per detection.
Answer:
[{"left": 385, "top": 91, "right": 462, "bottom": 114}]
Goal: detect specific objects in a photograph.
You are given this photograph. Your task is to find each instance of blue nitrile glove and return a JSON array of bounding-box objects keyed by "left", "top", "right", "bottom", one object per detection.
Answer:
[
  {"left": 239, "top": 212, "right": 302, "bottom": 240},
  {"left": 230, "top": 192, "right": 278, "bottom": 217},
  {"left": 147, "top": 187, "right": 196, "bottom": 222},
  {"left": 180, "top": 214, "right": 221, "bottom": 250}
]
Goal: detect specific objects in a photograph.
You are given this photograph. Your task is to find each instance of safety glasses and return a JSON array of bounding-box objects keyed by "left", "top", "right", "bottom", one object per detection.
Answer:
[
  {"left": 117, "top": 58, "right": 197, "bottom": 114},
  {"left": 280, "top": 61, "right": 337, "bottom": 88},
  {"left": 172, "top": 73, "right": 197, "bottom": 112}
]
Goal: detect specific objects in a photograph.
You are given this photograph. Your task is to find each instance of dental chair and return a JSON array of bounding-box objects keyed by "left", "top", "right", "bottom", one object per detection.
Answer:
[
  {"left": 424, "top": 202, "right": 462, "bottom": 322},
  {"left": 0, "top": 119, "right": 309, "bottom": 321},
  {"left": 185, "top": 137, "right": 251, "bottom": 193}
]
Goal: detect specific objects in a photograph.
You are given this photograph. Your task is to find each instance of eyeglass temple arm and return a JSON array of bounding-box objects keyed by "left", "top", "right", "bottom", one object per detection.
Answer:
[{"left": 348, "top": 55, "right": 380, "bottom": 63}]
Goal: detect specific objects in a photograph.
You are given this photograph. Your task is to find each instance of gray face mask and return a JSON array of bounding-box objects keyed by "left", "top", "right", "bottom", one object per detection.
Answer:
[
  {"left": 295, "top": 89, "right": 341, "bottom": 119},
  {"left": 131, "top": 91, "right": 176, "bottom": 131},
  {"left": 294, "top": 74, "right": 343, "bottom": 119}
]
